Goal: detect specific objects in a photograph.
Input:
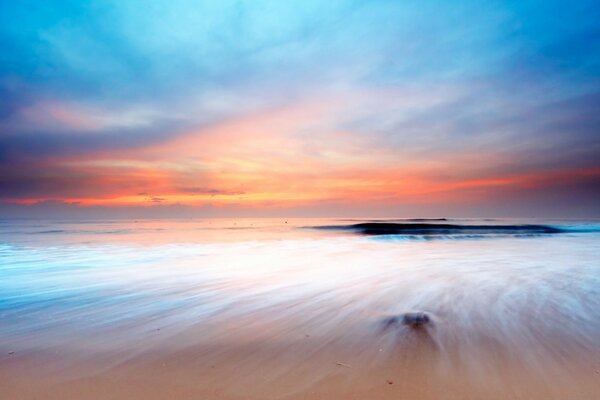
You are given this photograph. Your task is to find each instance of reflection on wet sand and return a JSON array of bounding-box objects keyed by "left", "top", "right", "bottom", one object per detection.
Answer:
[{"left": 1, "top": 220, "right": 600, "bottom": 399}]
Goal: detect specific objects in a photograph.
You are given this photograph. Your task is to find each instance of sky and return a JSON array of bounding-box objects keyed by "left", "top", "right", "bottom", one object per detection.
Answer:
[{"left": 1, "top": 0, "right": 599, "bottom": 218}]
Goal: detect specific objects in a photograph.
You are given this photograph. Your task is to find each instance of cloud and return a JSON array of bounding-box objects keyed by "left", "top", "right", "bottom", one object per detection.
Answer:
[
  {"left": 177, "top": 187, "right": 245, "bottom": 196},
  {"left": 0, "top": 0, "right": 599, "bottom": 216}
]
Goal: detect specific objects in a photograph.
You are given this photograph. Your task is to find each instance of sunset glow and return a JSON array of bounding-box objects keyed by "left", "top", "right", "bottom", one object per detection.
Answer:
[{"left": 1, "top": 1, "right": 599, "bottom": 217}]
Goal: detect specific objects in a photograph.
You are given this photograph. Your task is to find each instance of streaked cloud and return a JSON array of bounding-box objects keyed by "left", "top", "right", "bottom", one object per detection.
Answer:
[{"left": 1, "top": 0, "right": 599, "bottom": 217}]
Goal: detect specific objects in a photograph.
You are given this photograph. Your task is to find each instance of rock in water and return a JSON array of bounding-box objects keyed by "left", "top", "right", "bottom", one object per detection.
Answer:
[
  {"left": 402, "top": 312, "right": 430, "bottom": 327},
  {"left": 381, "top": 312, "right": 432, "bottom": 331}
]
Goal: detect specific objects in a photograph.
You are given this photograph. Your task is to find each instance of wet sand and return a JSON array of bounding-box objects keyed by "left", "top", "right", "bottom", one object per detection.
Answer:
[{"left": 2, "top": 307, "right": 599, "bottom": 400}]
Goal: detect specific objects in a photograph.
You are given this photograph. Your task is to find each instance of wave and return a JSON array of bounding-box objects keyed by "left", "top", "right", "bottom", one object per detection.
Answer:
[
  {"left": 337, "top": 218, "right": 450, "bottom": 222},
  {"left": 29, "top": 228, "right": 133, "bottom": 235},
  {"left": 312, "top": 222, "right": 564, "bottom": 236}
]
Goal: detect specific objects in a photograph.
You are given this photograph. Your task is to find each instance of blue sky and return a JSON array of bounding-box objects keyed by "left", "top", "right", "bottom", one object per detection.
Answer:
[{"left": 1, "top": 0, "right": 599, "bottom": 217}]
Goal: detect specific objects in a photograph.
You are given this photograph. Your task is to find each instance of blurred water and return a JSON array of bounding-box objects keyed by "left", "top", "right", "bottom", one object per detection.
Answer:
[{"left": 1, "top": 218, "right": 599, "bottom": 399}]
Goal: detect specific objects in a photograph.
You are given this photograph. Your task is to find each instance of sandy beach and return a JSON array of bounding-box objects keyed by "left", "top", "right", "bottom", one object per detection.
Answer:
[{"left": 2, "top": 305, "right": 599, "bottom": 400}]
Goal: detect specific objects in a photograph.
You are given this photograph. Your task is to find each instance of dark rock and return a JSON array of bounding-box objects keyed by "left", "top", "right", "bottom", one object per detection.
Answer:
[
  {"left": 381, "top": 312, "right": 432, "bottom": 331},
  {"left": 402, "top": 312, "right": 430, "bottom": 327}
]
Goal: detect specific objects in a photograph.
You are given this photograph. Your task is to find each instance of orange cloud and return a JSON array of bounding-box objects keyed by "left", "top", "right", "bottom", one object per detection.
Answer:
[{"left": 7, "top": 92, "right": 599, "bottom": 211}]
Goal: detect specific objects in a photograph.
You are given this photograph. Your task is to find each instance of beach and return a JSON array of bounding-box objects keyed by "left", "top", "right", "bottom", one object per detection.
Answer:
[{"left": 1, "top": 219, "right": 600, "bottom": 399}]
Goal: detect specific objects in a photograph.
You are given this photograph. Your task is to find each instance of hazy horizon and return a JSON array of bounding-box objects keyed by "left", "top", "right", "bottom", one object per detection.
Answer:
[{"left": 2, "top": 200, "right": 600, "bottom": 220}]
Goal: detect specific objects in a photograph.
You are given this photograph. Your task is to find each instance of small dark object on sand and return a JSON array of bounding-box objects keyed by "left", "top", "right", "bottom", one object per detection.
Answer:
[
  {"left": 387, "top": 380, "right": 393, "bottom": 385},
  {"left": 402, "top": 312, "right": 430, "bottom": 327},
  {"left": 336, "top": 361, "right": 352, "bottom": 368},
  {"left": 381, "top": 312, "right": 432, "bottom": 331}
]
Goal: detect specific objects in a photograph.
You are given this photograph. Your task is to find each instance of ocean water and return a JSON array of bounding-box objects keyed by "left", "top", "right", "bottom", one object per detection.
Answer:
[{"left": 1, "top": 218, "right": 600, "bottom": 398}]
